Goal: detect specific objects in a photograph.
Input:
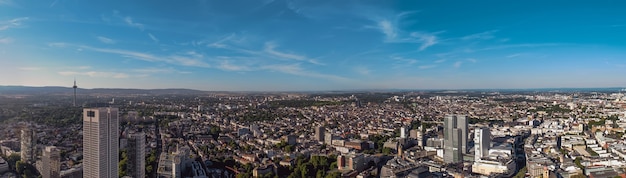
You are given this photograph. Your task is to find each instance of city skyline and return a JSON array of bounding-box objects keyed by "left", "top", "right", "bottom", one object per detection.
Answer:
[{"left": 2, "top": 0, "right": 626, "bottom": 91}]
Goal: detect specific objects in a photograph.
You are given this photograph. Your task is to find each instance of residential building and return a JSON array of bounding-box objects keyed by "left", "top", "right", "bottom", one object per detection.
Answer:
[{"left": 20, "top": 128, "right": 36, "bottom": 164}]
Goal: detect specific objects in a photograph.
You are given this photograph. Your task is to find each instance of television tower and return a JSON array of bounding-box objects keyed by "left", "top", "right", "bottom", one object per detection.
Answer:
[{"left": 73, "top": 79, "right": 77, "bottom": 107}]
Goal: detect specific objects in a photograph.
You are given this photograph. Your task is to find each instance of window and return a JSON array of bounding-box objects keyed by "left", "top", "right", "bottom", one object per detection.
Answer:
[{"left": 87, "top": 111, "right": 95, "bottom": 117}]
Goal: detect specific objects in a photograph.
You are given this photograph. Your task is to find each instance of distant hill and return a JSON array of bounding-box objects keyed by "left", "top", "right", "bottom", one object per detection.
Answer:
[{"left": 0, "top": 86, "right": 208, "bottom": 95}]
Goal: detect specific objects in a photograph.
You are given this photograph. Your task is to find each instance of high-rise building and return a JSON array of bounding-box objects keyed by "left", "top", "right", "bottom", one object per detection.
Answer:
[
  {"left": 20, "top": 128, "right": 36, "bottom": 164},
  {"left": 127, "top": 132, "right": 146, "bottom": 178},
  {"left": 41, "top": 146, "right": 60, "bottom": 178},
  {"left": 83, "top": 107, "right": 119, "bottom": 178},
  {"left": 400, "top": 126, "right": 408, "bottom": 139},
  {"left": 474, "top": 127, "right": 490, "bottom": 159},
  {"left": 315, "top": 126, "right": 325, "bottom": 143},
  {"left": 444, "top": 115, "right": 468, "bottom": 163}
]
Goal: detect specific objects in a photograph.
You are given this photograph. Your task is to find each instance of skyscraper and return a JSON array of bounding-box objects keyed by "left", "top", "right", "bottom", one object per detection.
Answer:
[
  {"left": 20, "top": 128, "right": 36, "bottom": 164},
  {"left": 400, "top": 126, "right": 408, "bottom": 139},
  {"left": 444, "top": 115, "right": 468, "bottom": 163},
  {"left": 474, "top": 127, "right": 490, "bottom": 159},
  {"left": 315, "top": 126, "right": 325, "bottom": 143},
  {"left": 83, "top": 107, "right": 119, "bottom": 178},
  {"left": 72, "top": 79, "right": 77, "bottom": 107},
  {"left": 41, "top": 146, "right": 60, "bottom": 178},
  {"left": 127, "top": 132, "right": 146, "bottom": 178}
]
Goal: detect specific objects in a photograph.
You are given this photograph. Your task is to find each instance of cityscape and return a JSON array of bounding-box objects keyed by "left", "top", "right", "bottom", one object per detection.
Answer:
[
  {"left": 2, "top": 0, "right": 626, "bottom": 178},
  {"left": 1, "top": 87, "right": 626, "bottom": 178}
]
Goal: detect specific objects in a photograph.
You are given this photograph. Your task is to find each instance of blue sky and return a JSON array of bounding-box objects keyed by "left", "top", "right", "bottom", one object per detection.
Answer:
[{"left": 2, "top": 0, "right": 626, "bottom": 91}]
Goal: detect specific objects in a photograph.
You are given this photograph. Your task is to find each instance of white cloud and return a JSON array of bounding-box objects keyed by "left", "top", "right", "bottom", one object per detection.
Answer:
[
  {"left": 418, "top": 65, "right": 436, "bottom": 69},
  {"left": 0, "top": 0, "right": 15, "bottom": 6},
  {"left": 218, "top": 60, "right": 251, "bottom": 71},
  {"left": 148, "top": 33, "right": 159, "bottom": 43},
  {"left": 454, "top": 61, "right": 463, "bottom": 68},
  {"left": 96, "top": 36, "right": 116, "bottom": 44},
  {"left": 378, "top": 19, "right": 397, "bottom": 40},
  {"left": 434, "top": 59, "right": 446, "bottom": 63},
  {"left": 58, "top": 71, "right": 129, "bottom": 78},
  {"left": 0, "top": 17, "right": 28, "bottom": 31},
  {"left": 410, "top": 32, "right": 438, "bottom": 51},
  {"left": 132, "top": 68, "right": 191, "bottom": 75},
  {"left": 18, "top": 67, "right": 41, "bottom": 71},
  {"left": 506, "top": 53, "right": 523, "bottom": 58},
  {"left": 264, "top": 42, "right": 305, "bottom": 60},
  {"left": 52, "top": 44, "right": 211, "bottom": 68},
  {"left": 0, "top": 37, "right": 12, "bottom": 44},
  {"left": 261, "top": 64, "right": 348, "bottom": 81},
  {"left": 354, "top": 66, "right": 371, "bottom": 75},
  {"left": 461, "top": 30, "right": 497, "bottom": 40},
  {"left": 124, "top": 17, "right": 144, "bottom": 30}
]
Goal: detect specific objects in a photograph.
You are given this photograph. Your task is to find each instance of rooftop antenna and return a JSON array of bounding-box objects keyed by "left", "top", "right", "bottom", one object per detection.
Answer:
[{"left": 73, "top": 78, "right": 77, "bottom": 107}]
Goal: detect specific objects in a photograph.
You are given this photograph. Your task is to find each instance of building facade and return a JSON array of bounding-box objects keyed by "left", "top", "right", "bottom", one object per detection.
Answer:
[
  {"left": 444, "top": 115, "right": 468, "bottom": 163},
  {"left": 41, "top": 146, "right": 61, "bottom": 178},
  {"left": 83, "top": 107, "right": 119, "bottom": 178},
  {"left": 20, "top": 128, "right": 36, "bottom": 164},
  {"left": 127, "top": 132, "right": 146, "bottom": 178},
  {"left": 474, "top": 127, "right": 491, "bottom": 159},
  {"left": 315, "top": 126, "right": 325, "bottom": 143}
]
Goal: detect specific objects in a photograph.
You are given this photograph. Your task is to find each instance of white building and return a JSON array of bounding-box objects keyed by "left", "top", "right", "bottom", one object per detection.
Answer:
[
  {"left": 83, "top": 107, "right": 119, "bottom": 178},
  {"left": 474, "top": 127, "right": 491, "bottom": 159},
  {"left": 41, "top": 146, "right": 60, "bottom": 178},
  {"left": 20, "top": 128, "right": 36, "bottom": 164}
]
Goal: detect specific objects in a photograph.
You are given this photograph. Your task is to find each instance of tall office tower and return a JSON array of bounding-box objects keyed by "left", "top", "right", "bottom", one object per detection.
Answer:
[
  {"left": 444, "top": 115, "right": 468, "bottom": 163},
  {"left": 127, "top": 132, "right": 146, "bottom": 178},
  {"left": 41, "top": 146, "right": 60, "bottom": 178},
  {"left": 400, "top": 126, "right": 408, "bottom": 139},
  {"left": 72, "top": 79, "right": 77, "bottom": 107},
  {"left": 20, "top": 128, "right": 36, "bottom": 164},
  {"left": 315, "top": 126, "right": 325, "bottom": 143},
  {"left": 83, "top": 107, "right": 119, "bottom": 178},
  {"left": 474, "top": 127, "right": 491, "bottom": 159}
]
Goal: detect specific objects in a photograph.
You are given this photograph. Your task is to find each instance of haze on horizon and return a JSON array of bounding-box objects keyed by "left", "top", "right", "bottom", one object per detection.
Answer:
[{"left": 2, "top": 0, "right": 626, "bottom": 91}]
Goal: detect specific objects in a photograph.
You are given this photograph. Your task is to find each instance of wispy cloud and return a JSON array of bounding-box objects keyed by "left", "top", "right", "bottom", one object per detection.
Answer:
[
  {"left": 148, "top": 33, "right": 159, "bottom": 43},
  {"left": 263, "top": 42, "right": 321, "bottom": 64},
  {"left": 0, "top": 17, "right": 28, "bottom": 31},
  {"left": 261, "top": 64, "right": 348, "bottom": 81},
  {"left": 466, "top": 58, "right": 477, "bottom": 63},
  {"left": 410, "top": 32, "right": 439, "bottom": 51},
  {"left": 0, "top": 0, "right": 14, "bottom": 6},
  {"left": 461, "top": 30, "right": 498, "bottom": 40},
  {"left": 18, "top": 67, "right": 41, "bottom": 71},
  {"left": 506, "top": 53, "right": 523, "bottom": 58},
  {"left": 51, "top": 43, "right": 211, "bottom": 67},
  {"left": 96, "top": 36, "right": 116, "bottom": 44},
  {"left": 133, "top": 67, "right": 190, "bottom": 74},
  {"left": 58, "top": 71, "right": 129, "bottom": 78},
  {"left": 418, "top": 65, "right": 436, "bottom": 69},
  {"left": 124, "top": 16, "right": 144, "bottom": 30},
  {"left": 217, "top": 60, "right": 251, "bottom": 71},
  {"left": 480, "top": 43, "right": 561, "bottom": 51},
  {"left": 378, "top": 19, "right": 397, "bottom": 40},
  {"left": 0, "top": 37, "right": 12, "bottom": 44},
  {"left": 354, "top": 66, "right": 371, "bottom": 75},
  {"left": 391, "top": 56, "right": 418, "bottom": 68},
  {"left": 453, "top": 61, "right": 463, "bottom": 68},
  {"left": 369, "top": 11, "right": 439, "bottom": 51},
  {"left": 434, "top": 59, "right": 446, "bottom": 63}
]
